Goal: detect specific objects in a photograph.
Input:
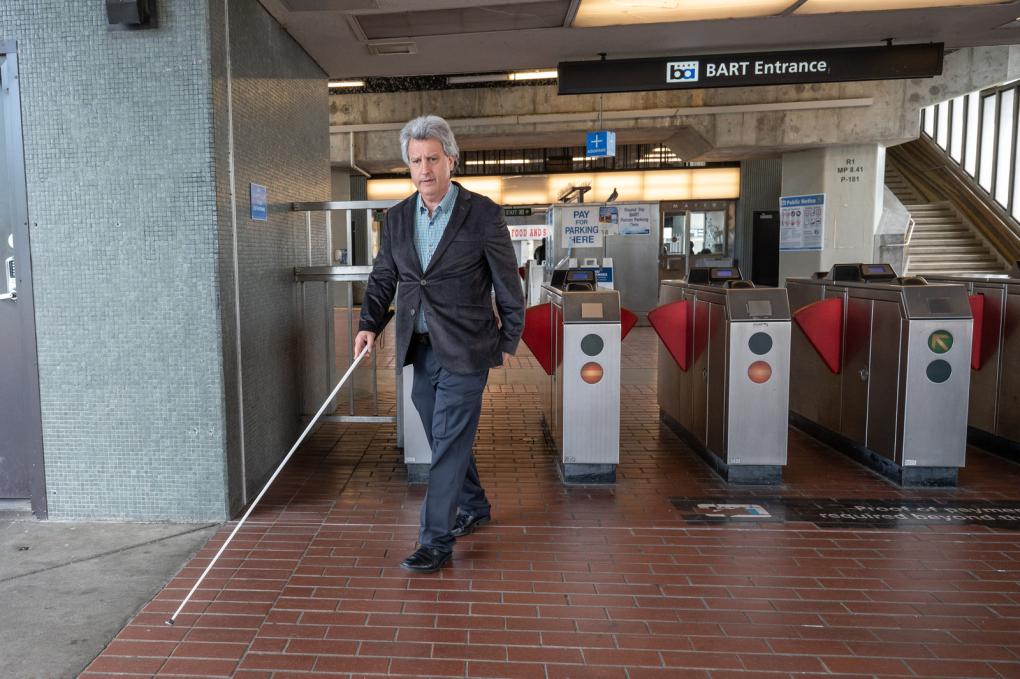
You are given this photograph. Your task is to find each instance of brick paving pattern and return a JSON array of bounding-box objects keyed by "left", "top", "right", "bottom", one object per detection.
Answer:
[{"left": 83, "top": 317, "right": 1020, "bottom": 678}]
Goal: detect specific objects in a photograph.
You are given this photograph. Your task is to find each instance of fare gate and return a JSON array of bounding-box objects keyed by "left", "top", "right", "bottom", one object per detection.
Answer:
[
  {"left": 653, "top": 268, "right": 792, "bottom": 484},
  {"left": 788, "top": 263, "right": 973, "bottom": 486},
  {"left": 538, "top": 271, "right": 622, "bottom": 483},
  {"left": 924, "top": 271, "right": 1020, "bottom": 458}
]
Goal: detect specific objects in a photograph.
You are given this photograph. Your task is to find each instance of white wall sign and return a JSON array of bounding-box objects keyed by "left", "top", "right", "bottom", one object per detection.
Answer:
[
  {"left": 779, "top": 194, "right": 825, "bottom": 252},
  {"left": 507, "top": 225, "right": 549, "bottom": 241},
  {"left": 562, "top": 207, "right": 603, "bottom": 248},
  {"left": 616, "top": 203, "right": 653, "bottom": 236}
]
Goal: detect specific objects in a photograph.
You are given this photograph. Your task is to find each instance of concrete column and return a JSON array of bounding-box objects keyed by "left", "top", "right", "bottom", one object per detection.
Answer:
[{"left": 779, "top": 144, "right": 885, "bottom": 283}]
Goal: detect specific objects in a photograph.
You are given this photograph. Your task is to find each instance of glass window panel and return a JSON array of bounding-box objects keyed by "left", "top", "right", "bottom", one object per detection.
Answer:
[
  {"left": 936, "top": 102, "right": 950, "bottom": 149},
  {"left": 979, "top": 94, "right": 997, "bottom": 191},
  {"left": 995, "top": 89, "right": 1015, "bottom": 206},
  {"left": 1012, "top": 142, "right": 1020, "bottom": 220},
  {"left": 922, "top": 105, "right": 935, "bottom": 137},
  {"left": 965, "top": 93, "right": 980, "bottom": 176},
  {"left": 950, "top": 96, "right": 965, "bottom": 162}
]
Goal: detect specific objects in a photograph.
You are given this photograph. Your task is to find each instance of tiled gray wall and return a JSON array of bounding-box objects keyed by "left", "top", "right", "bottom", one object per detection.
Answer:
[
  {"left": 0, "top": 1, "right": 227, "bottom": 519},
  {"left": 208, "top": 0, "right": 330, "bottom": 515},
  {"left": 1, "top": 0, "right": 329, "bottom": 520}
]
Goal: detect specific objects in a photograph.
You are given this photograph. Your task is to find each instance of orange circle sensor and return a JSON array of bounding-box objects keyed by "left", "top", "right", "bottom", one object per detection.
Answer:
[
  {"left": 747, "top": 361, "right": 772, "bottom": 384},
  {"left": 580, "top": 362, "right": 604, "bottom": 384}
]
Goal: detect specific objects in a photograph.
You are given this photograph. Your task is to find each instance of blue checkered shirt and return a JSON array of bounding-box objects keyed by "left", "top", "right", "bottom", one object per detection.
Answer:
[{"left": 413, "top": 184, "right": 459, "bottom": 333}]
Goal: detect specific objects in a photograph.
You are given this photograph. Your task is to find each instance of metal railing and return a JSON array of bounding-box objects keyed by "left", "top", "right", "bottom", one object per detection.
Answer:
[{"left": 291, "top": 200, "right": 401, "bottom": 437}]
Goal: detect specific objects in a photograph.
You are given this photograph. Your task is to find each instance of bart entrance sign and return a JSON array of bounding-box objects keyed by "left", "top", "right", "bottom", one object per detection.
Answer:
[{"left": 558, "top": 43, "right": 943, "bottom": 95}]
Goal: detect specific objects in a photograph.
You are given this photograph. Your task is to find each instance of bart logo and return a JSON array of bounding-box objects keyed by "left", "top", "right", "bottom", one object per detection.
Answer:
[{"left": 667, "top": 61, "right": 699, "bottom": 83}]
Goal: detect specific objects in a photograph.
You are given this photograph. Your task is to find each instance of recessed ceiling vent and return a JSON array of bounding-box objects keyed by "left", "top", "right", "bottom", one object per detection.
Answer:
[{"left": 366, "top": 39, "right": 418, "bottom": 55}]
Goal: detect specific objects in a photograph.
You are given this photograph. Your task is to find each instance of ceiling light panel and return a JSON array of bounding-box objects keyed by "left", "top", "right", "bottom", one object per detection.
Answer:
[
  {"left": 280, "top": 0, "right": 379, "bottom": 10},
  {"left": 355, "top": 0, "right": 571, "bottom": 39},
  {"left": 795, "top": 0, "right": 1007, "bottom": 13},
  {"left": 573, "top": 0, "right": 793, "bottom": 27}
]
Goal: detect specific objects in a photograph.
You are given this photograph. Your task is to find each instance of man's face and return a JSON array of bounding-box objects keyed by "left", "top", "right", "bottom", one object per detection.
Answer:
[{"left": 407, "top": 137, "right": 455, "bottom": 204}]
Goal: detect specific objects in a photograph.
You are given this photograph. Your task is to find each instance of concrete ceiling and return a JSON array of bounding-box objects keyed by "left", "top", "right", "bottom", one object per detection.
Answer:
[{"left": 257, "top": 0, "right": 1020, "bottom": 79}]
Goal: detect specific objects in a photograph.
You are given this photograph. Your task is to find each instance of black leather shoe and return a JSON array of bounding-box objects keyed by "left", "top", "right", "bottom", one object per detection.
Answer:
[
  {"left": 399, "top": 546, "right": 452, "bottom": 573},
  {"left": 450, "top": 512, "right": 491, "bottom": 538}
]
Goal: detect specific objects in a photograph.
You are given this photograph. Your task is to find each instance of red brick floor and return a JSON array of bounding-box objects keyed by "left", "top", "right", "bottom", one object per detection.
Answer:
[{"left": 83, "top": 324, "right": 1020, "bottom": 678}]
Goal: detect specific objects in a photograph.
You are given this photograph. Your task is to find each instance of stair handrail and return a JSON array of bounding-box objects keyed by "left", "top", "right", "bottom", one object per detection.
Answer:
[{"left": 890, "top": 137, "right": 1020, "bottom": 263}]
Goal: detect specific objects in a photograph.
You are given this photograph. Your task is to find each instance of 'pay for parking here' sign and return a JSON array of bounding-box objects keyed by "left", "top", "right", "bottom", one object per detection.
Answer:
[{"left": 562, "top": 208, "right": 603, "bottom": 248}]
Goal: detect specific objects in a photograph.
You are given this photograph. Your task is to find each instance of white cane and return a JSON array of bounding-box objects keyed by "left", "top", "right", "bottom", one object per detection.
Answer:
[{"left": 166, "top": 313, "right": 391, "bottom": 625}]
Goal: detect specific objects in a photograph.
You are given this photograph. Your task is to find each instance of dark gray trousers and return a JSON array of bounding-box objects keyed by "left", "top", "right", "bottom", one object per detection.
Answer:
[{"left": 410, "top": 342, "right": 490, "bottom": 553}]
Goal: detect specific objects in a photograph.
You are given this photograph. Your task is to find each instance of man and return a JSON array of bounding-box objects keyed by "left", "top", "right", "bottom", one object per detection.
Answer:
[{"left": 354, "top": 115, "right": 525, "bottom": 573}]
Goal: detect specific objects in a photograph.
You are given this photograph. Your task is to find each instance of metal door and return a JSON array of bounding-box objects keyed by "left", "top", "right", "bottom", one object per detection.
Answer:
[
  {"left": 0, "top": 46, "right": 45, "bottom": 515},
  {"left": 750, "top": 211, "right": 779, "bottom": 287}
]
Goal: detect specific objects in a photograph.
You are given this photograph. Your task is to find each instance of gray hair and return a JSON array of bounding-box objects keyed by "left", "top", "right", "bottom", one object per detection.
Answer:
[{"left": 399, "top": 115, "right": 459, "bottom": 169}]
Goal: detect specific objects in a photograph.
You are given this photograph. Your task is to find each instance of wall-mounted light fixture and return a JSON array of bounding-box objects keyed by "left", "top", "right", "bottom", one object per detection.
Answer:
[
  {"left": 328, "top": 80, "right": 366, "bottom": 88},
  {"left": 106, "top": 0, "right": 156, "bottom": 29}
]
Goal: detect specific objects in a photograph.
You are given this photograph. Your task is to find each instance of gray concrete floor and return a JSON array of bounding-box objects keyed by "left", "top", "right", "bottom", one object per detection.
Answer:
[{"left": 0, "top": 512, "right": 217, "bottom": 679}]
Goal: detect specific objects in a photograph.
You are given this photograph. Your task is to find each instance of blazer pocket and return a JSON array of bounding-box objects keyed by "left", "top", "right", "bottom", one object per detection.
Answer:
[{"left": 458, "top": 304, "right": 495, "bottom": 320}]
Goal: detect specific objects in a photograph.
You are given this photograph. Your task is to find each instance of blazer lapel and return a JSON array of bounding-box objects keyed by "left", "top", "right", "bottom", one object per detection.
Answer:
[
  {"left": 400, "top": 194, "right": 423, "bottom": 276},
  {"left": 424, "top": 186, "right": 471, "bottom": 276}
]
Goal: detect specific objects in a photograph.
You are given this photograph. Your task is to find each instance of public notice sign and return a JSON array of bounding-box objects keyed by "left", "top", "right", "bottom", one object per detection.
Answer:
[
  {"left": 562, "top": 207, "right": 603, "bottom": 248},
  {"left": 779, "top": 194, "right": 825, "bottom": 252},
  {"left": 558, "top": 43, "right": 943, "bottom": 95},
  {"left": 617, "top": 203, "right": 653, "bottom": 236}
]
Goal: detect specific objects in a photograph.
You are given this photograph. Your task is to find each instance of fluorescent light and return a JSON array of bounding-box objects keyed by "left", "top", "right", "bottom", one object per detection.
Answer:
[
  {"left": 447, "top": 73, "right": 511, "bottom": 84},
  {"left": 574, "top": 0, "right": 793, "bottom": 27},
  {"left": 796, "top": 0, "right": 1006, "bottom": 13},
  {"left": 328, "top": 80, "right": 365, "bottom": 88},
  {"left": 509, "top": 69, "right": 558, "bottom": 81},
  {"left": 368, "top": 168, "right": 740, "bottom": 204},
  {"left": 448, "top": 69, "right": 557, "bottom": 85},
  {"left": 464, "top": 159, "right": 539, "bottom": 165}
]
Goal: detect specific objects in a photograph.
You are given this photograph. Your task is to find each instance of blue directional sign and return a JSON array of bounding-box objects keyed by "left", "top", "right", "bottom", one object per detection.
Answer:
[
  {"left": 250, "top": 182, "right": 268, "bottom": 221},
  {"left": 586, "top": 130, "right": 617, "bottom": 158}
]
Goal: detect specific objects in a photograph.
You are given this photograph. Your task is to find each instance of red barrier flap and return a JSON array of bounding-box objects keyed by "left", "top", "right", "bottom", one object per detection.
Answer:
[
  {"left": 521, "top": 303, "right": 553, "bottom": 375},
  {"left": 969, "top": 293, "right": 985, "bottom": 371},
  {"left": 620, "top": 307, "right": 638, "bottom": 341},
  {"left": 648, "top": 300, "right": 690, "bottom": 370},
  {"left": 793, "top": 297, "right": 843, "bottom": 374}
]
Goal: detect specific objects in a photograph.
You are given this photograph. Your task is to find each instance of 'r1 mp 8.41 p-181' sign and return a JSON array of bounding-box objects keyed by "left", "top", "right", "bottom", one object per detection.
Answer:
[{"left": 558, "top": 43, "right": 943, "bottom": 95}]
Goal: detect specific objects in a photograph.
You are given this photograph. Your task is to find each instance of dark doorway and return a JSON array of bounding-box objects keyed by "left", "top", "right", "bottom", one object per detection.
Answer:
[
  {"left": 751, "top": 210, "right": 780, "bottom": 287},
  {"left": 0, "top": 45, "right": 46, "bottom": 516}
]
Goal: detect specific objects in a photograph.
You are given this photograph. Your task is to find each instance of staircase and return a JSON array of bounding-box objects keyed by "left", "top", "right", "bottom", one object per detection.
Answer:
[{"left": 884, "top": 165, "right": 1007, "bottom": 275}]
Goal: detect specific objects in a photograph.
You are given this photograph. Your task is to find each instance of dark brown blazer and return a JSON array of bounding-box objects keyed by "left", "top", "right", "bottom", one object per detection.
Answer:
[{"left": 358, "top": 182, "right": 525, "bottom": 374}]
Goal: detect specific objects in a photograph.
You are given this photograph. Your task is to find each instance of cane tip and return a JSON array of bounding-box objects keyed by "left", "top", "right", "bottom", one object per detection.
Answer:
[{"left": 165, "top": 618, "right": 175, "bottom": 626}]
